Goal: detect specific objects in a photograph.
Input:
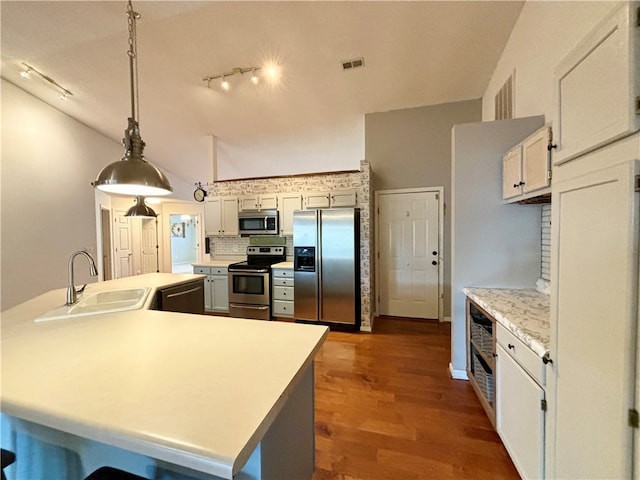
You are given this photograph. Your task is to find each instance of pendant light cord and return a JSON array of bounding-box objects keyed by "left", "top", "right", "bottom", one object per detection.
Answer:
[{"left": 126, "top": 0, "right": 140, "bottom": 124}]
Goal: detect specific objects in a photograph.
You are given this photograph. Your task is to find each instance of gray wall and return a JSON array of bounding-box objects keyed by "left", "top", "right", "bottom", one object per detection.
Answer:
[
  {"left": 365, "top": 99, "right": 482, "bottom": 317},
  {"left": 1, "top": 80, "right": 193, "bottom": 311},
  {"left": 450, "top": 116, "right": 544, "bottom": 374}
]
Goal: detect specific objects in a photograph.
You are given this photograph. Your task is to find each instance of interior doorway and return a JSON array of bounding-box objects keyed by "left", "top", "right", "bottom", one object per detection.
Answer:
[
  {"left": 375, "top": 187, "right": 444, "bottom": 321},
  {"left": 170, "top": 214, "right": 199, "bottom": 273}
]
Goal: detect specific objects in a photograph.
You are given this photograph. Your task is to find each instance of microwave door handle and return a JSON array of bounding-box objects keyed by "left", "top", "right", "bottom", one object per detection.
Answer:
[{"left": 264, "top": 216, "right": 268, "bottom": 230}]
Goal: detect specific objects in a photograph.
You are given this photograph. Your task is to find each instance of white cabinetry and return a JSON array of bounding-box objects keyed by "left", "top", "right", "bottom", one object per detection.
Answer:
[
  {"left": 277, "top": 193, "right": 302, "bottom": 236},
  {"left": 272, "top": 266, "right": 294, "bottom": 318},
  {"left": 303, "top": 189, "right": 357, "bottom": 209},
  {"left": 194, "top": 265, "right": 229, "bottom": 313},
  {"left": 239, "top": 194, "right": 278, "bottom": 212},
  {"left": 204, "top": 197, "right": 238, "bottom": 237},
  {"left": 547, "top": 160, "right": 639, "bottom": 479},
  {"left": 496, "top": 324, "right": 546, "bottom": 480},
  {"left": 503, "top": 126, "right": 551, "bottom": 203},
  {"left": 553, "top": 2, "right": 640, "bottom": 165}
]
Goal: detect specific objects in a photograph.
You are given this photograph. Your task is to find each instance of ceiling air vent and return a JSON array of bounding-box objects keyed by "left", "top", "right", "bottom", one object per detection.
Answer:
[{"left": 341, "top": 57, "right": 365, "bottom": 71}]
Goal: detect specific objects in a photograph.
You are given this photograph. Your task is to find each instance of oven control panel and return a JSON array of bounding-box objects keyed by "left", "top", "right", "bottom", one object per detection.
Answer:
[{"left": 247, "top": 246, "right": 285, "bottom": 256}]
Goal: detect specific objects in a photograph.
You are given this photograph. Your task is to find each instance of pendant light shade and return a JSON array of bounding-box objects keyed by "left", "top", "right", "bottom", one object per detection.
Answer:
[
  {"left": 94, "top": 119, "right": 173, "bottom": 196},
  {"left": 125, "top": 196, "right": 157, "bottom": 217},
  {"left": 93, "top": 1, "right": 172, "bottom": 197}
]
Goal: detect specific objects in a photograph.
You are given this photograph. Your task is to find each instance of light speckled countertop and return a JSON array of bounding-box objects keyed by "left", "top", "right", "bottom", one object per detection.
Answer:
[
  {"left": 272, "top": 261, "right": 293, "bottom": 269},
  {"left": 463, "top": 288, "right": 550, "bottom": 357}
]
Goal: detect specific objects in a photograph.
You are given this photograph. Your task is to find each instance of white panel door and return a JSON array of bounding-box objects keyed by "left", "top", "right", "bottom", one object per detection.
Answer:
[
  {"left": 378, "top": 191, "right": 439, "bottom": 319},
  {"left": 114, "top": 210, "right": 132, "bottom": 279},
  {"left": 141, "top": 218, "right": 158, "bottom": 274},
  {"left": 549, "top": 160, "right": 638, "bottom": 479}
]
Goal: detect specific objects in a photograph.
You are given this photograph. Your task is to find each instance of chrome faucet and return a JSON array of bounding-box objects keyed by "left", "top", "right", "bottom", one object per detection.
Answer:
[{"left": 66, "top": 250, "right": 98, "bottom": 305}]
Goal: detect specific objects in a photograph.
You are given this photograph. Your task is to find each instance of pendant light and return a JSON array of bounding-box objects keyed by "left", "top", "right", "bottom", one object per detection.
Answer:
[
  {"left": 125, "top": 196, "right": 157, "bottom": 217},
  {"left": 93, "top": 1, "right": 173, "bottom": 196}
]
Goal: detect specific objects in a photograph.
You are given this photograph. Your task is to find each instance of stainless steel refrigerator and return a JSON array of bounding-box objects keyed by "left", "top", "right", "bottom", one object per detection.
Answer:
[{"left": 293, "top": 208, "right": 360, "bottom": 329}]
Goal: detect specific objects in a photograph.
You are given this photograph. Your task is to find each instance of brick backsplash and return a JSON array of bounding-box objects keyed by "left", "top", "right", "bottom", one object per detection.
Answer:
[{"left": 207, "top": 160, "right": 374, "bottom": 330}]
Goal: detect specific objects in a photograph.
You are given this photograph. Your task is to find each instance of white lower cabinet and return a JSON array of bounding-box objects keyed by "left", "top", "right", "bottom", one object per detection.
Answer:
[
  {"left": 194, "top": 266, "right": 229, "bottom": 313},
  {"left": 272, "top": 267, "right": 294, "bottom": 318},
  {"left": 496, "top": 332, "right": 545, "bottom": 480}
]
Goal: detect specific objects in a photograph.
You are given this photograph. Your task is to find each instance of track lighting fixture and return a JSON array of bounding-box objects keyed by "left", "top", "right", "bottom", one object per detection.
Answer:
[
  {"left": 19, "top": 62, "right": 73, "bottom": 100},
  {"left": 203, "top": 65, "right": 268, "bottom": 91}
]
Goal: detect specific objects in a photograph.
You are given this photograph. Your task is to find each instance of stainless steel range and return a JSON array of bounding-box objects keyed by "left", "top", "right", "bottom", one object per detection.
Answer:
[{"left": 228, "top": 246, "right": 286, "bottom": 320}]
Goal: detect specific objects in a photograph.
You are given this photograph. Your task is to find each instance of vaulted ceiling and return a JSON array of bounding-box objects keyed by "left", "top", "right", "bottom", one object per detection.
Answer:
[{"left": 1, "top": 1, "right": 524, "bottom": 183}]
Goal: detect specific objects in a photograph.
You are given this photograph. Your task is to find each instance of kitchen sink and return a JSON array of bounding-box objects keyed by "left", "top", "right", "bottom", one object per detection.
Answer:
[{"left": 35, "top": 287, "right": 152, "bottom": 323}]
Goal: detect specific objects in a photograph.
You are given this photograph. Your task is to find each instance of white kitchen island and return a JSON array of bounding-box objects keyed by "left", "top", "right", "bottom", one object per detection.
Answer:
[{"left": 1, "top": 274, "right": 328, "bottom": 480}]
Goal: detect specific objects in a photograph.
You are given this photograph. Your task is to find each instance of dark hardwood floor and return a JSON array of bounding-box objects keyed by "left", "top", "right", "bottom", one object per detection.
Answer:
[{"left": 312, "top": 316, "right": 520, "bottom": 480}]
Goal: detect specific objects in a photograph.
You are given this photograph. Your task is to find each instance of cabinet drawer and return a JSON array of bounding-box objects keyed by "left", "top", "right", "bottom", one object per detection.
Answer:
[
  {"left": 273, "top": 277, "right": 294, "bottom": 287},
  {"left": 194, "top": 266, "right": 211, "bottom": 274},
  {"left": 272, "top": 268, "right": 293, "bottom": 278},
  {"left": 273, "top": 300, "right": 294, "bottom": 317},
  {"left": 211, "top": 267, "right": 227, "bottom": 276},
  {"left": 497, "top": 324, "right": 545, "bottom": 386},
  {"left": 273, "top": 285, "right": 294, "bottom": 301}
]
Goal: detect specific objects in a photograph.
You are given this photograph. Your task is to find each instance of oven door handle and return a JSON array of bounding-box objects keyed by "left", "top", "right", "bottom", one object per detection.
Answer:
[
  {"left": 230, "top": 303, "right": 269, "bottom": 311},
  {"left": 230, "top": 267, "right": 270, "bottom": 274}
]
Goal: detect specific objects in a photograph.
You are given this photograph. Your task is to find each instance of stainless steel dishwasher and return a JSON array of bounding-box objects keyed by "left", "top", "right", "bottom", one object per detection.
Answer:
[{"left": 153, "top": 279, "right": 205, "bottom": 314}]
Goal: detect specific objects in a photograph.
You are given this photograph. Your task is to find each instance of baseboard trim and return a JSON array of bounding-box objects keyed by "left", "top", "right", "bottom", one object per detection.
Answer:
[
  {"left": 449, "top": 363, "right": 468, "bottom": 380},
  {"left": 359, "top": 325, "right": 372, "bottom": 333},
  {"left": 443, "top": 316, "right": 452, "bottom": 323}
]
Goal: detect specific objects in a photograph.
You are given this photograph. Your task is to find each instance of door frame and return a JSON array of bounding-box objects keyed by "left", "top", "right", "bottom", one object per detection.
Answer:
[
  {"left": 374, "top": 186, "right": 445, "bottom": 322},
  {"left": 160, "top": 202, "right": 206, "bottom": 273},
  {"left": 94, "top": 190, "right": 113, "bottom": 282}
]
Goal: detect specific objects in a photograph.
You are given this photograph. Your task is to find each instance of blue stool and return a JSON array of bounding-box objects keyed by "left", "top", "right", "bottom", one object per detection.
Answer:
[
  {"left": 0, "top": 450, "right": 15, "bottom": 480},
  {"left": 85, "top": 466, "right": 148, "bottom": 480}
]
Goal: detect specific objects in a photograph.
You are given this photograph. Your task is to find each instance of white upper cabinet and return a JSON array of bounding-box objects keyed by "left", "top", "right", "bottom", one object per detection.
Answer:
[
  {"left": 503, "top": 146, "right": 523, "bottom": 200},
  {"left": 204, "top": 197, "right": 239, "bottom": 236},
  {"left": 503, "top": 126, "right": 551, "bottom": 203},
  {"left": 277, "top": 193, "right": 302, "bottom": 236},
  {"left": 303, "top": 188, "right": 358, "bottom": 209},
  {"left": 238, "top": 194, "right": 278, "bottom": 212},
  {"left": 553, "top": 2, "right": 640, "bottom": 165}
]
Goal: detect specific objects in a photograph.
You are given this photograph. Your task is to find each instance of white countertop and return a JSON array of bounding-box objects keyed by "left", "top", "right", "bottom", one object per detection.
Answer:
[
  {"left": 1, "top": 273, "right": 328, "bottom": 478},
  {"left": 192, "top": 259, "right": 240, "bottom": 268},
  {"left": 463, "top": 288, "right": 550, "bottom": 357},
  {"left": 272, "top": 261, "right": 293, "bottom": 269}
]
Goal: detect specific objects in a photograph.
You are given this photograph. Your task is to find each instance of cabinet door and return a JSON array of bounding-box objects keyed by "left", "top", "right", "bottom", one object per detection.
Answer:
[
  {"left": 496, "top": 344, "right": 545, "bottom": 480},
  {"left": 220, "top": 197, "right": 238, "bottom": 236},
  {"left": 522, "top": 127, "right": 550, "bottom": 194},
  {"left": 204, "top": 198, "right": 222, "bottom": 236},
  {"left": 502, "top": 148, "right": 522, "bottom": 200},
  {"left": 204, "top": 276, "right": 213, "bottom": 311},
  {"left": 238, "top": 196, "right": 259, "bottom": 212},
  {"left": 548, "top": 160, "right": 639, "bottom": 479},
  {"left": 554, "top": 3, "right": 640, "bottom": 164},
  {"left": 304, "top": 192, "right": 330, "bottom": 209},
  {"left": 259, "top": 194, "right": 278, "bottom": 210},
  {"left": 211, "top": 275, "right": 229, "bottom": 312},
  {"left": 278, "top": 193, "right": 302, "bottom": 236},
  {"left": 330, "top": 189, "right": 357, "bottom": 207}
]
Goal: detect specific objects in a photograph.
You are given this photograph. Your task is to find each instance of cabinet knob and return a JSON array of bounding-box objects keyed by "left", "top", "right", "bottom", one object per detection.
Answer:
[
  {"left": 519, "top": 181, "right": 525, "bottom": 186},
  {"left": 543, "top": 353, "right": 553, "bottom": 365},
  {"left": 431, "top": 261, "right": 438, "bottom": 266},
  {"left": 513, "top": 183, "right": 519, "bottom": 189},
  {"left": 508, "top": 343, "right": 515, "bottom": 350}
]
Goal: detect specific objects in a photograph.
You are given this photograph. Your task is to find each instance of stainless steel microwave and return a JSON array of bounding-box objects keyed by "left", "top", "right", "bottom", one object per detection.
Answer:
[{"left": 238, "top": 210, "right": 279, "bottom": 235}]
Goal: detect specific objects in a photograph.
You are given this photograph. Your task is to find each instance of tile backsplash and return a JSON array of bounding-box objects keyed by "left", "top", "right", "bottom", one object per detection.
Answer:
[{"left": 541, "top": 204, "right": 551, "bottom": 281}]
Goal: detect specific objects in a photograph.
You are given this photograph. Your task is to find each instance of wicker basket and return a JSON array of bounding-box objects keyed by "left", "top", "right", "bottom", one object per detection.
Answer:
[{"left": 473, "top": 353, "right": 494, "bottom": 405}]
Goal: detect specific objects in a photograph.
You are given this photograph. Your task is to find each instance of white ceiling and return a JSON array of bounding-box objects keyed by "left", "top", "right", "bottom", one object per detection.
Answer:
[{"left": 1, "top": 1, "right": 524, "bottom": 184}]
